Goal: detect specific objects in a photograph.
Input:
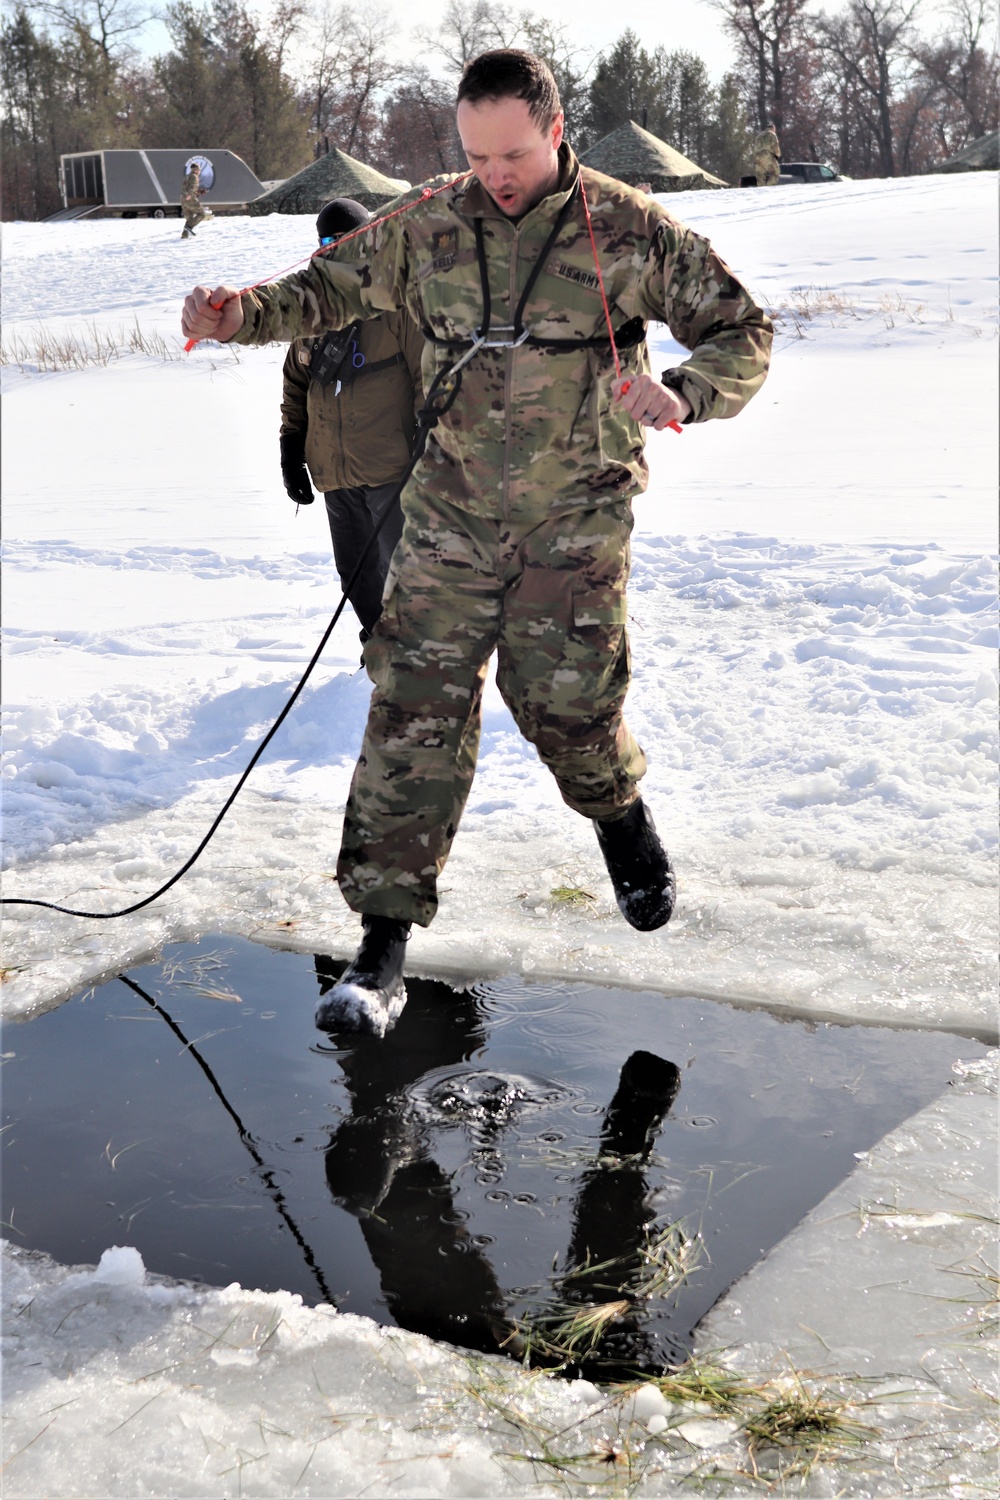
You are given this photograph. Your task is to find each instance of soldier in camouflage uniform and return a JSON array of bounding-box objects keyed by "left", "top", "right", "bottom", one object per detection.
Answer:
[
  {"left": 753, "top": 124, "right": 781, "bottom": 187},
  {"left": 182, "top": 49, "right": 772, "bottom": 1038},
  {"left": 181, "top": 162, "right": 208, "bottom": 239}
]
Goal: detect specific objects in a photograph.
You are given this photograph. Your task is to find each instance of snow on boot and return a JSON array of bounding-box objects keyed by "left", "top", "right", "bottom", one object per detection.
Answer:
[
  {"left": 314, "top": 916, "right": 411, "bottom": 1038},
  {"left": 594, "top": 798, "right": 675, "bottom": 932}
]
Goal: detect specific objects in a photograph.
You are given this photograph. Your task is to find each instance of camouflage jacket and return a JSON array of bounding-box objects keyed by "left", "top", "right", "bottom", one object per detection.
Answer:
[
  {"left": 235, "top": 144, "right": 772, "bottom": 520},
  {"left": 753, "top": 131, "right": 781, "bottom": 163},
  {"left": 181, "top": 171, "right": 203, "bottom": 208},
  {"left": 281, "top": 310, "right": 424, "bottom": 490}
]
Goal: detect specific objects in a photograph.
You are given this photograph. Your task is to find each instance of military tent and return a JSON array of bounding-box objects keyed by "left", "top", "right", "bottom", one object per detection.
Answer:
[
  {"left": 580, "top": 120, "right": 727, "bottom": 192},
  {"left": 249, "top": 146, "right": 409, "bottom": 215},
  {"left": 936, "top": 131, "right": 999, "bottom": 173}
]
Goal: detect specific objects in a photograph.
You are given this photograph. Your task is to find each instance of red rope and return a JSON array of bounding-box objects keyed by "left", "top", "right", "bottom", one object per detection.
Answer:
[
  {"left": 579, "top": 177, "right": 682, "bottom": 434},
  {"left": 579, "top": 177, "right": 623, "bottom": 381},
  {"left": 187, "top": 169, "right": 681, "bottom": 434},
  {"left": 184, "top": 173, "right": 474, "bottom": 350}
]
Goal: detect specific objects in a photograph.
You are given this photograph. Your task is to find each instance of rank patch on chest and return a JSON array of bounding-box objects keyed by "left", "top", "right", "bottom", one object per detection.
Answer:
[
  {"left": 553, "top": 262, "right": 600, "bottom": 292},
  {"left": 430, "top": 228, "right": 458, "bottom": 270}
]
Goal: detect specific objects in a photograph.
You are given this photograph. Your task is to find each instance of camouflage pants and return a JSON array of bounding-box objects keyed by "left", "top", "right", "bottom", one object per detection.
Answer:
[
  {"left": 182, "top": 197, "right": 207, "bottom": 231},
  {"left": 337, "top": 488, "right": 648, "bottom": 926},
  {"left": 754, "top": 157, "right": 780, "bottom": 186}
]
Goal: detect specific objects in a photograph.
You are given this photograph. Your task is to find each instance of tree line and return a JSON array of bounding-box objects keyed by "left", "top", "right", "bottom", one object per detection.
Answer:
[
  {"left": 710, "top": 0, "right": 997, "bottom": 178},
  {"left": 2, "top": 0, "right": 996, "bottom": 219}
]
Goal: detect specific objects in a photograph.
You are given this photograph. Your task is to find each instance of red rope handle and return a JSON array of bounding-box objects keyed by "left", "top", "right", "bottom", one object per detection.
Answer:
[
  {"left": 183, "top": 174, "right": 474, "bottom": 351},
  {"left": 579, "top": 178, "right": 682, "bottom": 435},
  {"left": 579, "top": 177, "right": 623, "bottom": 382}
]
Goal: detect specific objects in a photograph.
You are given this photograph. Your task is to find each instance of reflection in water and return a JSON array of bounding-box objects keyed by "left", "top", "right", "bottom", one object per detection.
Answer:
[
  {"left": 316, "top": 957, "right": 682, "bottom": 1367},
  {"left": 119, "top": 974, "right": 336, "bottom": 1305},
  {"left": 560, "top": 1050, "right": 683, "bottom": 1370}
]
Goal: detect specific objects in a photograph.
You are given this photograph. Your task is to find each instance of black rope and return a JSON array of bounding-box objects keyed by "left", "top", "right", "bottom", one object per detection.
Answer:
[
  {"left": 1, "top": 370, "right": 465, "bottom": 921},
  {"left": 473, "top": 217, "right": 491, "bottom": 339},
  {"left": 512, "top": 178, "right": 580, "bottom": 336},
  {"left": 120, "top": 973, "right": 336, "bottom": 1305}
]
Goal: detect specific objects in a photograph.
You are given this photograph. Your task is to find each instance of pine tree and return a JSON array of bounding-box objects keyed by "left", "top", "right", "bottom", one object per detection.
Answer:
[
  {"left": 1, "top": 7, "right": 64, "bottom": 217},
  {"left": 706, "top": 71, "right": 753, "bottom": 182}
]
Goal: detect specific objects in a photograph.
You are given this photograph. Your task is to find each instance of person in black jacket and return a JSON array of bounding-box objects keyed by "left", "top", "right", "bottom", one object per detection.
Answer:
[{"left": 279, "top": 198, "right": 424, "bottom": 639}]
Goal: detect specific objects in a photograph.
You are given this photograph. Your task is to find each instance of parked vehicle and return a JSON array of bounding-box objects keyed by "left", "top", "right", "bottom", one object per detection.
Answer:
[
  {"left": 779, "top": 162, "right": 848, "bottom": 184},
  {"left": 47, "top": 149, "right": 266, "bottom": 221}
]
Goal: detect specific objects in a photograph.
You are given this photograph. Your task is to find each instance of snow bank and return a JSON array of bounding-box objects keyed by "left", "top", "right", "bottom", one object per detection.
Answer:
[{"left": 3, "top": 523, "right": 996, "bottom": 1035}]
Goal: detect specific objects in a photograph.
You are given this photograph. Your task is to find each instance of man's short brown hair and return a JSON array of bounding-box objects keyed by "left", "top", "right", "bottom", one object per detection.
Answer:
[{"left": 457, "top": 49, "right": 561, "bottom": 127}]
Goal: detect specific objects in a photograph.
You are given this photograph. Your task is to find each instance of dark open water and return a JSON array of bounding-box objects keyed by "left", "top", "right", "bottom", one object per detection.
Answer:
[{"left": 2, "top": 934, "right": 985, "bottom": 1376}]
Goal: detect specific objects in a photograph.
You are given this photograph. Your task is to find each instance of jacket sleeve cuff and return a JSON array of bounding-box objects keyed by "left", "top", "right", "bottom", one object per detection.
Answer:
[
  {"left": 230, "top": 290, "right": 265, "bottom": 345},
  {"left": 660, "top": 366, "right": 714, "bottom": 424}
]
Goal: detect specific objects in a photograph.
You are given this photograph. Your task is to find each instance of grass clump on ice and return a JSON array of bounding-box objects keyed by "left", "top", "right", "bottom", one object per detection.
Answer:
[
  {"left": 443, "top": 1349, "right": 881, "bottom": 1492},
  {"left": 549, "top": 884, "right": 597, "bottom": 909},
  {"left": 741, "top": 1370, "right": 879, "bottom": 1480},
  {"left": 929, "top": 1252, "right": 999, "bottom": 1344},
  {"left": 642, "top": 1353, "right": 758, "bottom": 1416},
  {"left": 505, "top": 1219, "right": 702, "bottom": 1371}
]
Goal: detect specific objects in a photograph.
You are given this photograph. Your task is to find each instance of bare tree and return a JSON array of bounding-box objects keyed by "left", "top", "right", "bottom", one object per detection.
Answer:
[
  {"left": 414, "top": 0, "right": 522, "bottom": 78},
  {"left": 296, "top": 0, "right": 393, "bottom": 155},
  {"left": 816, "top": 0, "right": 922, "bottom": 174},
  {"left": 268, "top": 0, "right": 307, "bottom": 71},
  {"left": 377, "top": 64, "right": 465, "bottom": 180},
  {"left": 911, "top": 0, "right": 998, "bottom": 146},
  {"left": 707, "top": 0, "right": 812, "bottom": 131},
  {"left": 26, "top": 0, "right": 154, "bottom": 64}
]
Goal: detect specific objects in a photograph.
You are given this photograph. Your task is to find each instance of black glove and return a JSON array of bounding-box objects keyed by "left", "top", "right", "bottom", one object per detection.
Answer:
[{"left": 280, "top": 431, "right": 314, "bottom": 505}]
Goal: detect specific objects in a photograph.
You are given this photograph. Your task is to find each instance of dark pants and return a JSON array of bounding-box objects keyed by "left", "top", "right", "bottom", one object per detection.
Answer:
[{"left": 324, "top": 482, "right": 404, "bottom": 637}]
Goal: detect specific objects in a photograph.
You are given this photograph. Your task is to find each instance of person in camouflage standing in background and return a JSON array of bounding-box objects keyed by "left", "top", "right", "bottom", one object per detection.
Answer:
[
  {"left": 182, "top": 49, "right": 773, "bottom": 1038},
  {"left": 181, "top": 161, "right": 208, "bottom": 240},
  {"left": 753, "top": 123, "right": 781, "bottom": 186}
]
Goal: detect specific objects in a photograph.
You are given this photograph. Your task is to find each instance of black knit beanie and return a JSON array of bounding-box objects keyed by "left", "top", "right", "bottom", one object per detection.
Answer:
[{"left": 316, "top": 198, "right": 371, "bottom": 241}]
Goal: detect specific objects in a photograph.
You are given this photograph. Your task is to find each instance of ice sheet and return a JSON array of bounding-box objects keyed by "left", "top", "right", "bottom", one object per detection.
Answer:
[{"left": 696, "top": 1048, "right": 999, "bottom": 1496}]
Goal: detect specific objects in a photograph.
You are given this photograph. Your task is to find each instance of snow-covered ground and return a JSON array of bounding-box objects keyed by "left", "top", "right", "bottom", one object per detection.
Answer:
[
  {"left": 2, "top": 173, "right": 998, "bottom": 1495},
  {"left": 2, "top": 172, "right": 997, "bottom": 1036}
]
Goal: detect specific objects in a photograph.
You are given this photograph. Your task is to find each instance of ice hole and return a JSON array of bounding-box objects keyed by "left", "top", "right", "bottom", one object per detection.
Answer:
[{"left": 2, "top": 935, "right": 987, "bottom": 1379}]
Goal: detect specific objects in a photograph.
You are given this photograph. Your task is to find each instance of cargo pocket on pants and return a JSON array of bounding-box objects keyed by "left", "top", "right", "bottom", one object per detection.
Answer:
[
  {"left": 545, "top": 587, "right": 629, "bottom": 715},
  {"left": 571, "top": 588, "right": 627, "bottom": 646}
]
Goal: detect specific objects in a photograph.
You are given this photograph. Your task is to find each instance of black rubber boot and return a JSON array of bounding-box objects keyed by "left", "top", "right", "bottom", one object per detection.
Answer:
[
  {"left": 594, "top": 798, "right": 675, "bottom": 931},
  {"left": 600, "top": 1050, "right": 682, "bottom": 1161},
  {"left": 314, "top": 916, "right": 411, "bottom": 1038}
]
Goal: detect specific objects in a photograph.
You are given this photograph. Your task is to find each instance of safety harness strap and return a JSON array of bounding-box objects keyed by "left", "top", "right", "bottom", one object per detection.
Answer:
[
  {"left": 511, "top": 180, "right": 580, "bottom": 335},
  {"left": 422, "top": 173, "right": 647, "bottom": 358},
  {"left": 421, "top": 318, "right": 647, "bottom": 353}
]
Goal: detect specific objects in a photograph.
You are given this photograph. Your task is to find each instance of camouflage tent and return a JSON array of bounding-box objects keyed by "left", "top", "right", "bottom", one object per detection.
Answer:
[
  {"left": 937, "top": 131, "right": 999, "bottom": 173},
  {"left": 249, "top": 146, "right": 409, "bottom": 216},
  {"left": 580, "top": 120, "right": 727, "bottom": 192}
]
